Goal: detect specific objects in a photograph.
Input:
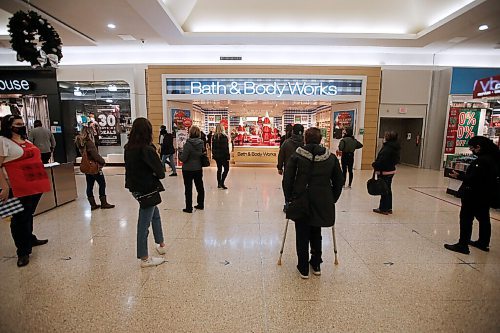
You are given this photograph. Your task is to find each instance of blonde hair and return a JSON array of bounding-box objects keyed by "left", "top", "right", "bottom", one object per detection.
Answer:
[
  {"left": 214, "top": 124, "right": 225, "bottom": 136},
  {"left": 189, "top": 125, "right": 201, "bottom": 138}
]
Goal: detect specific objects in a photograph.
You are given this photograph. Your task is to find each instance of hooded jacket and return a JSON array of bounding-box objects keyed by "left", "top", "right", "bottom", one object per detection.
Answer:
[
  {"left": 277, "top": 133, "right": 304, "bottom": 172},
  {"left": 283, "top": 144, "right": 344, "bottom": 227},
  {"left": 372, "top": 141, "right": 401, "bottom": 173},
  {"left": 339, "top": 136, "right": 363, "bottom": 154},
  {"left": 180, "top": 137, "right": 204, "bottom": 171}
]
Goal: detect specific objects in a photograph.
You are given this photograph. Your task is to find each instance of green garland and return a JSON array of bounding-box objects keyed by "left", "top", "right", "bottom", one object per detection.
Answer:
[{"left": 8, "top": 10, "right": 63, "bottom": 68}]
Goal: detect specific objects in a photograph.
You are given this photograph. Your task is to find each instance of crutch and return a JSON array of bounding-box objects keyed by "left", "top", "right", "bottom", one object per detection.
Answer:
[
  {"left": 277, "top": 219, "right": 290, "bottom": 265},
  {"left": 332, "top": 226, "right": 339, "bottom": 265}
]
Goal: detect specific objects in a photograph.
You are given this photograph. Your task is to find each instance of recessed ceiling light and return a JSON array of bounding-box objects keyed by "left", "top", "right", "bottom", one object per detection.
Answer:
[
  {"left": 106, "top": 99, "right": 113, "bottom": 103},
  {"left": 108, "top": 84, "right": 117, "bottom": 92},
  {"left": 478, "top": 24, "right": 488, "bottom": 31},
  {"left": 107, "top": 23, "right": 116, "bottom": 29}
]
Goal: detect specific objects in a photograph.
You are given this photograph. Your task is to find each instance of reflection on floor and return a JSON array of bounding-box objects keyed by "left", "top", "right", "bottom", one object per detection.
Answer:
[{"left": 1, "top": 166, "right": 499, "bottom": 332}]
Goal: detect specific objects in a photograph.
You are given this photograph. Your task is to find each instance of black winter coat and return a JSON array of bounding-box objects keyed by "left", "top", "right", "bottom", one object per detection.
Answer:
[
  {"left": 284, "top": 144, "right": 344, "bottom": 227},
  {"left": 212, "top": 134, "right": 230, "bottom": 161},
  {"left": 160, "top": 132, "right": 175, "bottom": 155},
  {"left": 277, "top": 133, "right": 304, "bottom": 172},
  {"left": 125, "top": 145, "right": 165, "bottom": 194},
  {"left": 372, "top": 141, "right": 401, "bottom": 172},
  {"left": 458, "top": 151, "right": 500, "bottom": 205}
]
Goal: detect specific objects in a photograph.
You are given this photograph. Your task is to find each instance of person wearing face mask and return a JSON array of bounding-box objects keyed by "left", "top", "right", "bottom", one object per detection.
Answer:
[{"left": 0, "top": 115, "right": 51, "bottom": 267}]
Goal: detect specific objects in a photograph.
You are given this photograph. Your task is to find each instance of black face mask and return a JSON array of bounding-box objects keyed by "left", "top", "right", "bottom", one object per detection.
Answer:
[{"left": 11, "top": 126, "right": 27, "bottom": 137}]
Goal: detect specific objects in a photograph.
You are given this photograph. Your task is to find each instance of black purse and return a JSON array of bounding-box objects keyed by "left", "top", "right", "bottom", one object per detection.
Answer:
[
  {"left": 136, "top": 190, "right": 162, "bottom": 208},
  {"left": 201, "top": 151, "right": 210, "bottom": 167},
  {"left": 286, "top": 154, "right": 315, "bottom": 221},
  {"left": 367, "top": 171, "right": 388, "bottom": 196}
]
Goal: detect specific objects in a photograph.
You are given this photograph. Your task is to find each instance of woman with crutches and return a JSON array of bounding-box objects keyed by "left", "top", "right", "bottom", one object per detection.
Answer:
[{"left": 283, "top": 127, "right": 343, "bottom": 279}]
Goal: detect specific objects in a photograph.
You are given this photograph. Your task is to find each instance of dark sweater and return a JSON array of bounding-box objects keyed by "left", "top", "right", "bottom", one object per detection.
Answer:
[
  {"left": 179, "top": 138, "right": 204, "bottom": 171},
  {"left": 125, "top": 145, "right": 165, "bottom": 193},
  {"left": 212, "top": 134, "right": 230, "bottom": 161},
  {"left": 372, "top": 141, "right": 401, "bottom": 172},
  {"left": 277, "top": 133, "right": 304, "bottom": 172}
]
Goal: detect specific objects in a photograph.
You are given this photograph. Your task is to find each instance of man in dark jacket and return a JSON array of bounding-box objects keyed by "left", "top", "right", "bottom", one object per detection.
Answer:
[
  {"left": 277, "top": 124, "right": 304, "bottom": 175},
  {"left": 284, "top": 127, "right": 343, "bottom": 279},
  {"left": 280, "top": 124, "right": 293, "bottom": 147},
  {"left": 278, "top": 124, "right": 305, "bottom": 212},
  {"left": 372, "top": 131, "right": 401, "bottom": 215},
  {"left": 445, "top": 136, "right": 499, "bottom": 254},
  {"left": 160, "top": 129, "right": 177, "bottom": 176},
  {"left": 338, "top": 127, "right": 363, "bottom": 188}
]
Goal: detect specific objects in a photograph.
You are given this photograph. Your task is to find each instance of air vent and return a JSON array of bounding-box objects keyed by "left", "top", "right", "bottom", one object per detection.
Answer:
[
  {"left": 118, "top": 34, "right": 137, "bottom": 41},
  {"left": 220, "top": 56, "right": 242, "bottom": 61}
]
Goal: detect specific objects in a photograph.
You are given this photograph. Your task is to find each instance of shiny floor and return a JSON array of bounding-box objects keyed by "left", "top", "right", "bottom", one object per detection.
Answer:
[{"left": 1, "top": 165, "right": 499, "bottom": 332}]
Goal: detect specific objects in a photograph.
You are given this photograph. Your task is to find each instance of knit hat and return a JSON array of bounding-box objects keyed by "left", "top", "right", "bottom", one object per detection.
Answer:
[{"left": 293, "top": 124, "right": 304, "bottom": 135}]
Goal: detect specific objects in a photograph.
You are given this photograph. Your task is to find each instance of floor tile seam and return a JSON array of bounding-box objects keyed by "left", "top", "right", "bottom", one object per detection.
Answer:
[{"left": 257, "top": 202, "right": 271, "bottom": 333}]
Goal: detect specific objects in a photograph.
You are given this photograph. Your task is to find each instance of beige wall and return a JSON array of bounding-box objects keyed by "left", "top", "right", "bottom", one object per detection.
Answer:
[
  {"left": 146, "top": 65, "right": 381, "bottom": 169},
  {"left": 381, "top": 70, "right": 432, "bottom": 105}
]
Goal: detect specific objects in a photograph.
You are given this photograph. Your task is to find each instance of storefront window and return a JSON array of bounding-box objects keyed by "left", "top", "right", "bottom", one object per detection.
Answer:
[{"left": 59, "top": 81, "right": 132, "bottom": 159}]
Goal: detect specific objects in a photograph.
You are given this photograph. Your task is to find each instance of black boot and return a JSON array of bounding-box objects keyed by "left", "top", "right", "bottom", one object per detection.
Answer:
[
  {"left": 444, "top": 242, "right": 470, "bottom": 254},
  {"left": 17, "top": 255, "right": 29, "bottom": 267},
  {"left": 99, "top": 196, "right": 115, "bottom": 209},
  {"left": 469, "top": 240, "right": 490, "bottom": 252},
  {"left": 87, "top": 197, "right": 100, "bottom": 210}
]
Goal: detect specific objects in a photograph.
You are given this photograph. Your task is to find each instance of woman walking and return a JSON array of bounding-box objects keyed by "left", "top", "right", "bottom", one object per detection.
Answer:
[
  {"left": 125, "top": 118, "right": 167, "bottom": 267},
  {"left": 159, "top": 125, "right": 177, "bottom": 176},
  {"left": 179, "top": 126, "right": 205, "bottom": 213},
  {"left": 212, "top": 124, "right": 230, "bottom": 189},
  {"left": 0, "top": 115, "right": 51, "bottom": 267},
  {"left": 338, "top": 127, "right": 363, "bottom": 188},
  {"left": 284, "top": 127, "right": 343, "bottom": 279},
  {"left": 76, "top": 127, "right": 114, "bottom": 210},
  {"left": 372, "top": 131, "right": 401, "bottom": 215}
]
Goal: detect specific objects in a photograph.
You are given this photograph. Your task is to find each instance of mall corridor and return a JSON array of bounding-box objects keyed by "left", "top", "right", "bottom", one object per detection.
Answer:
[{"left": 0, "top": 166, "right": 499, "bottom": 332}]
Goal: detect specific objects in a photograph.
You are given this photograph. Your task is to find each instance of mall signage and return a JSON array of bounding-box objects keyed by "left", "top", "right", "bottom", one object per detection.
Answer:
[
  {"left": 166, "top": 78, "right": 362, "bottom": 97},
  {"left": 473, "top": 75, "right": 500, "bottom": 98},
  {"left": 0, "top": 79, "right": 33, "bottom": 92}
]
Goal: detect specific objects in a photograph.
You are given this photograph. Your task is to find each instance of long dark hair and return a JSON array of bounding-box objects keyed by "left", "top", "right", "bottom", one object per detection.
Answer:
[
  {"left": 125, "top": 117, "right": 153, "bottom": 150},
  {"left": 468, "top": 136, "right": 499, "bottom": 155},
  {"left": 0, "top": 114, "right": 23, "bottom": 139}
]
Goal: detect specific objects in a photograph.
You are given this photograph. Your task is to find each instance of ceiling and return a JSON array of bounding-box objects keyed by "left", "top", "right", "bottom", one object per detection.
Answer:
[{"left": 0, "top": 0, "right": 498, "bottom": 66}]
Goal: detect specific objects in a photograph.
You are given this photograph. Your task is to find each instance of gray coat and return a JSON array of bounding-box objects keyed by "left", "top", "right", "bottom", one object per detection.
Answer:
[
  {"left": 284, "top": 144, "right": 344, "bottom": 227},
  {"left": 28, "top": 127, "right": 56, "bottom": 153},
  {"left": 179, "top": 138, "right": 204, "bottom": 171}
]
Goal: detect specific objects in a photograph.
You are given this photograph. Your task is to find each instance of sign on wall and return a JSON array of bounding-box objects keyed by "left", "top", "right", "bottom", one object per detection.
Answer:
[
  {"left": 455, "top": 109, "right": 481, "bottom": 148},
  {"left": 333, "top": 110, "right": 355, "bottom": 139},
  {"left": 96, "top": 106, "right": 121, "bottom": 146},
  {"left": 444, "top": 107, "right": 459, "bottom": 154},
  {"left": 473, "top": 75, "right": 500, "bottom": 99},
  {"left": 166, "top": 78, "right": 363, "bottom": 97},
  {"left": 171, "top": 109, "right": 191, "bottom": 130}
]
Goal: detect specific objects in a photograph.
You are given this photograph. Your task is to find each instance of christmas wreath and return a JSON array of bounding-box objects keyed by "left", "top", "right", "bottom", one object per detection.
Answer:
[{"left": 7, "top": 10, "right": 63, "bottom": 68}]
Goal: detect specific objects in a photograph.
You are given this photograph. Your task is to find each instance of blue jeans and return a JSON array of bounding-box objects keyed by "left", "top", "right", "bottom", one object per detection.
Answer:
[
  {"left": 161, "top": 154, "right": 177, "bottom": 174},
  {"left": 86, "top": 172, "right": 106, "bottom": 197},
  {"left": 136, "top": 204, "right": 164, "bottom": 259},
  {"left": 379, "top": 174, "right": 394, "bottom": 211}
]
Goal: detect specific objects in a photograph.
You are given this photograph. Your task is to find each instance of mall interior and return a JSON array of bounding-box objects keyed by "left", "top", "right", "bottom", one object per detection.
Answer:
[{"left": 0, "top": 0, "right": 499, "bottom": 332}]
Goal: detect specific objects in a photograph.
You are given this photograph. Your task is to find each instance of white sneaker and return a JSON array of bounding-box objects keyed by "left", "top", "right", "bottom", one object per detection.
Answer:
[
  {"left": 140, "top": 257, "right": 165, "bottom": 268},
  {"left": 156, "top": 245, "right": 166, "bottom": 255}
]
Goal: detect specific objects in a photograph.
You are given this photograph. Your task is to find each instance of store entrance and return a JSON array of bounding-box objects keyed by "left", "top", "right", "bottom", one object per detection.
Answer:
[
  {"left": 378, "top": 117, "right": 423, "bottom": 167},
  {"left": 168, "top": 99, "right": 359, "bottom": 166}
]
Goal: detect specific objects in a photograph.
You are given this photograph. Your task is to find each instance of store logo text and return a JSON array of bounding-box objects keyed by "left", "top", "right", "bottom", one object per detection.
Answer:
[
  {"left": 190, "top": 81, "right": 337, "bottom": 97},
  {"left": 0, "top": 79, "right": 31, "bottom": 91}
]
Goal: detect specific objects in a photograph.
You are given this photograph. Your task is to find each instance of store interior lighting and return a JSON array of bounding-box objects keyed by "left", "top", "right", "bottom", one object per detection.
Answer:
[
  {"left": 105, "top": 99, "right": 113, "bottom": 103},
  {"left": 107, "top": 84, "right": 117, "bottom": 92},
  {"left": 478, "top": 24, "right": 489, "bottom": 31},
  {"left": 73, "top": 87, "right": 82, "bottom": 97}
]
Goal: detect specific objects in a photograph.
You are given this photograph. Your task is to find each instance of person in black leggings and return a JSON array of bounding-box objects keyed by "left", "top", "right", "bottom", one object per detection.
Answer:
[
  {"left": 212, "top": 124, "right": 230, "bottom": 189},
  {"left": 338, "top": 128, "right": 363, "bottom": 188}
]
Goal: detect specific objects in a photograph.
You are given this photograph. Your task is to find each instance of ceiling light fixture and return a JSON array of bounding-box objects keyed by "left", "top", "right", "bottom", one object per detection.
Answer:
[
  {"left": 106, "top": 99, "right": 113, "bottom": 103},
  {"left": 478, "top": 24, "right": 488, "bottom": 31},
  {"left": 107, "top": 84, "right": 117, "bottom": 92},
  {"left": 107, "top": 23, "right": 116, "bottom": 29},
  {"left": 73, "top": 87, "right": 82, "bottom": 97}
]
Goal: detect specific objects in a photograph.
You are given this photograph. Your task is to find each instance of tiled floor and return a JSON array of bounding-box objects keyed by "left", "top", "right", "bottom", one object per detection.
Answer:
[{"left": 1, "top": 165, "right": 499, "bottom": 332}]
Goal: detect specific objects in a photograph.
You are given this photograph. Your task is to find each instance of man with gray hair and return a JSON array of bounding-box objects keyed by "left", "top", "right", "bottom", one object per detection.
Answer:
[{"left": 28, "top": 120, "right": 56, "bottom": 164}]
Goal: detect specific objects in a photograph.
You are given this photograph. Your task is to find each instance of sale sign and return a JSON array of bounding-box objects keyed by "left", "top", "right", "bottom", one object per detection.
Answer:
[
  {"left": 444, "top": 107, "right": 459, "bottom": 154},
  {"left": 455, "top": 108, "right": 481, "bottom": 147},
  {"left": 96, "top": 106, "right": 121, "bottom": 146}
]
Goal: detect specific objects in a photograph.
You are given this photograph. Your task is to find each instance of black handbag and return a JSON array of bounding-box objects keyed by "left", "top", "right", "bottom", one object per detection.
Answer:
[
  {"left": 286, "top": 154, "right": 315, "bottom": 221},
  {"left": 367, "top": 171, "right": 388, "bottom": 196},
  {"left": 136, "top": 191, "right": 162, "bottom": 208},
  {"left": 201, "top": 152, "right": 210, "bottom": 167}
]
